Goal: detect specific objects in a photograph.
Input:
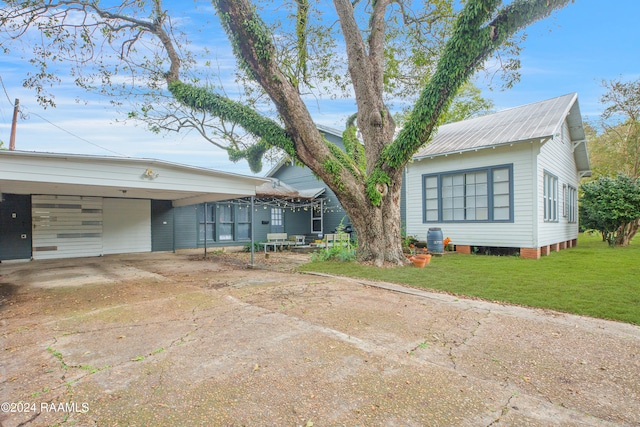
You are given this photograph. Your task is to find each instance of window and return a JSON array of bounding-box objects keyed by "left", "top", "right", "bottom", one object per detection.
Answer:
[
  {"left": 423, "top": 165, "right": 512, "bottom": 223},
  {"left": 441, "top": 171, "right": 488, "bottom": 221},
  {"left": 270, "top": 207, "right": 284, "bottom": 233},
  {"left": 492, "top": 167, "right": 511, "bottom": 221},
  {"left": 199, "top": 202, "right": 252, "bottom": 242},
  {"left": 312, "top": 200, "right": 323, "bottom": 233},
  {"left": 424, "top": 176, "right": 439, "bottom": 221},
  {"left": 567, "top": 185, "right": 577, "bottom": 223},
  {"left": 562, "top": 184, "right": 568, "bottom": 218},
  {"left": 199, "top": 204, "right": 215, "bottom": 242},
  {"left": 237, "top": 203, "right": 251, "bottom": 240},
  {"left": 218, "top": 204, "right": 234, "bottom": 240},
  {"left": 543, "top": 172, "right": 558, "bottom": 222}
]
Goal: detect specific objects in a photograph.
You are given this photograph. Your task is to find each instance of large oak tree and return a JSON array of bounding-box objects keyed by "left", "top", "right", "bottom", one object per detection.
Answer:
[{"left": 0, "top": 0, "right": 574, "bottom": 265}]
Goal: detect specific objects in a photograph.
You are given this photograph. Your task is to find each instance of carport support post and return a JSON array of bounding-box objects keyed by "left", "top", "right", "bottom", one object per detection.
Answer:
[{"left": 250, "top": 196, "right": 255, "bottom": 267}]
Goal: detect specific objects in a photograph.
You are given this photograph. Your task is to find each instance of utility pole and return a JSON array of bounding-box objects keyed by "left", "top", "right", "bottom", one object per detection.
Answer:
[{"left": 9, "top": 98, "right": 19, "bottom": 151}]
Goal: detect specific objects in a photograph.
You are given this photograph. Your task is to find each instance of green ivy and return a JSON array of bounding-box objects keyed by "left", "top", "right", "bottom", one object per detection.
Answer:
[
  {"left": 212, "top": 0, "right": 570, "bottom": 206},
  {"left": 366, "top": 168, "right": 391, "bottom": 206},
  {"left": 168, "top": 81, "right": 295, "bottom": 165},
  {"left": 295, "top": 0, "right": 309, "bottom": 84},
  {"left": 390, "top": 0, "right": 571, "bottom": 170},
  {"left": 327, "top": 142, "right": 360, "bottom": 178},
  {"left": 228, "top": 139, "right": 269, "bottom": 173},
  {"left": 342, "top": 118, "right": 366, "bottom": 174},
  {"left": 243, "top": 15, "right": 272, "bottom": 63},
  {"left": 322, "top": 157, "right": 345, "bottom": 192},
  {"left": 214, "top": 1, "right": 274, "bottom": 80}
]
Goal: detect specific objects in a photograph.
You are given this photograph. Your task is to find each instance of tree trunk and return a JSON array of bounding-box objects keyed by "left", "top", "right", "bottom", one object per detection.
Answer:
[
  {"left": 630, "top": 219, "right": 640, "bottom": 243},
  {"left": 615, "top": 219, "right": 640, "bottom": 246},
  {"left": 336, "top": 170, "right": 407, "bottom": 267}
]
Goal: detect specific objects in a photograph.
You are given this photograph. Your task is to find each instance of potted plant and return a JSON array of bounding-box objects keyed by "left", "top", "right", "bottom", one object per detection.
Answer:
[
  {"left": 409, "top": 255, "right": 429, "bottom": 268},
  {"left": 413, "top": 253, "right": 432, "bottom": 265}
]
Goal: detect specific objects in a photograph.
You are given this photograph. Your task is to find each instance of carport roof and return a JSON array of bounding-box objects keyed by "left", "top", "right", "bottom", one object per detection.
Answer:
[{"left": 0, "top": 150, "right": 268, "bottom": 207}]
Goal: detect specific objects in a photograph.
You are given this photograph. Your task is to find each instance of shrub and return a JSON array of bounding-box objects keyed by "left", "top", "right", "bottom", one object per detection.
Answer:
[
  {"left": 311, "top": 246, "right": 357, "bottom": 262},
  {"left": 580, "top": 174, "right": 640, "bottom": 246}
]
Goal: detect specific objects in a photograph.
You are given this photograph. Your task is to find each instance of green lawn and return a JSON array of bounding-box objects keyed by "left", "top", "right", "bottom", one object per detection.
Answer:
[{"left": 299, "top": 233, "right": 640, "bottom": 325}]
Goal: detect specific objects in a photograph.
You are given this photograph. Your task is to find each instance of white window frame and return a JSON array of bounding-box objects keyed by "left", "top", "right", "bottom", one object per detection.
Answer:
[
  {"left": 199, "top": 204, "right": 215, "bottom": 242},
  {"left": 567, "top": 185, "right": 577, "bottom": 223},
  {"left": 543, "top": 172, "right": 558, "bottom": 222},
  {"left": 271, "top": 207, "right": 283, "bottom": 227},
  {"left": 218, "top": 203, "right": 234, "bottom": 241},
  {"left": 311, "top": 200, "right": 323, "bottom": 234},
  {"left": 237, "top": 202, "right": 251, "bottom": 240}
]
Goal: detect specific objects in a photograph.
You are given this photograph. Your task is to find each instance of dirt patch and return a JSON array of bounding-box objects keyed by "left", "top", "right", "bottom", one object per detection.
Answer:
[{"left": 1, "top": 251, "right": 639, "bottom": 426}]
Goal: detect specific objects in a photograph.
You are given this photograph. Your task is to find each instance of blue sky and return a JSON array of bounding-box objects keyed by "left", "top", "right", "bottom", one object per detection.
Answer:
[{"left": 0, "top": 0, "right": 638, "bottom": 176}]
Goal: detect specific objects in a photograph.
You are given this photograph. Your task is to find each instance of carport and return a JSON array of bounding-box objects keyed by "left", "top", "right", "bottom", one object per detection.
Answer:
[{"left": 0, "top": 150, "right": 267, "bottom": 261}]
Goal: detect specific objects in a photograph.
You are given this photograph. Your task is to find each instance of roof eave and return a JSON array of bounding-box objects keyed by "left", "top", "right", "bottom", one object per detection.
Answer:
[{"left": 412, "top": 136, "right": 552, "bottom": 161}]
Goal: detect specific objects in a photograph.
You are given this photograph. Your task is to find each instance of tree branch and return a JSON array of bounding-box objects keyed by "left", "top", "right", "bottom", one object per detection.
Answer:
[
  {"left": 213, "top": 0, "right": 347, "bottom": 170},
  {"left": 333, "top": 0, "right": 395, "bottom": 173},
  {"left": 367, "top": 0, "right": 390, "bottom": 91},
  {"left": 390, "top": 0, "right": 573, "bottom": 170}
]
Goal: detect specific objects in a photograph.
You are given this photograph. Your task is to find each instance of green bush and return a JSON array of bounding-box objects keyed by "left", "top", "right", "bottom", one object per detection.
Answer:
[
  {"left": 580, "top": 174, "right": 640, "bottom": 246},
  {"left": 311, "top": 246, "right": 357, "bottom": 262}
]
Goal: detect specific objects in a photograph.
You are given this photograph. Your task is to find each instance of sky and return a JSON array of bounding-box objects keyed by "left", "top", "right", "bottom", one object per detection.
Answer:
[{"left": 0, "top": 0, "right": 639, "bottom": 177}]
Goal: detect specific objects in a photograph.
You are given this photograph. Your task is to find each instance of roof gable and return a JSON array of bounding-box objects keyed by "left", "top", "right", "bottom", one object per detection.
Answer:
[{"left": 414, "top": 93, "right": 582, "bottom": 159}]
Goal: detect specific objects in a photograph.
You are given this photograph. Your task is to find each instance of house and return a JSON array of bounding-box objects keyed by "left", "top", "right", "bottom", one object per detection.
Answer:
[
  {"left": 169, "top": 178, "right": 330, "bottom": 250},
  {"left": 168, "top": 124, "right": 351, "bottom": 251},
  {"left": 0, "top": 124, "right": 353, "bottom": 262},
  {"left": 404, "top": 93, "right": 591, "bottom": 259},
  {"left": 0, "top": 150, "right": 267, "bottom": 261}
]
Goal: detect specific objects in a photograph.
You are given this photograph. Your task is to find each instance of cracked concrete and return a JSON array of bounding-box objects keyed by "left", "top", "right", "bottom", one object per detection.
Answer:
[{"left": 1, "top": 251, "right": 639, "bottom": 426}]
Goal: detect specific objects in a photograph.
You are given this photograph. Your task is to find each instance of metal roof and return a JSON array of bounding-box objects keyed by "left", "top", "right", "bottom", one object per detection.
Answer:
[
  {"left": 413, "top": 93, "right": 588, "bottom": 164},
  {"left": 316, "top": 124, "right": 344, "bottom": 138}
]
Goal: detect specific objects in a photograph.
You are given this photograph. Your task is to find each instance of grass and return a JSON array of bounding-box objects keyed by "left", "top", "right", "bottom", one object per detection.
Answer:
[{"left": 299, "top": 233, "right": 640, "bottom": 325}]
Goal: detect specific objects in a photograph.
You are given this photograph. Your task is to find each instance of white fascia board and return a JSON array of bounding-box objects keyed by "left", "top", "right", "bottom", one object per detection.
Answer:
[{"left": 412, "top": 137, "right": 551, "bottom": 161}]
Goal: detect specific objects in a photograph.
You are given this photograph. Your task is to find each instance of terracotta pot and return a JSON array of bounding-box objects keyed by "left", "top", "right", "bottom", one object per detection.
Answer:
[
  {"left": 413, "top": 254, "right": 432, "bottom": 265},
  {"left": 410, "top": 256, "right": 427, "bottom": 268}
]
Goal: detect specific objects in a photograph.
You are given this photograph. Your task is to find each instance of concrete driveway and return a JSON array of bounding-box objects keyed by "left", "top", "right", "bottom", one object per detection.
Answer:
[{"left": 1, "top": 251, "right": 639, "bottom": 426}]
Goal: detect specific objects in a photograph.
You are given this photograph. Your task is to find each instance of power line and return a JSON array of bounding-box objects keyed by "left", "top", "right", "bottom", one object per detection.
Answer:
[
  {"left": 1, "top": 77, "right": 128, "bottom": 156},
  {"left": 0, "top": 75, "right": 13, "bottom": 106},
  {"left": 26, "top": 110, "right": 127, "bottom": 157},
  {"left": 0, "top": 76, "right": 13, "bottom": 124}
]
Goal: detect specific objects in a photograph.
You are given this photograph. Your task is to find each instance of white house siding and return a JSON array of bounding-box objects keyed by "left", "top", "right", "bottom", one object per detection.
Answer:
[
  {"left": 405, "top": 143, "right": 539, "bottom": 248},
  {"left": 102, "top": 198, "right": 151, "bottom": 255},
  {"left": 536, "top": 120, "right": 581, "bottom": 247},
  {"left": 31, "top": 195, "right": 103, "bottom": 260}
]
